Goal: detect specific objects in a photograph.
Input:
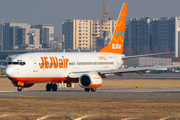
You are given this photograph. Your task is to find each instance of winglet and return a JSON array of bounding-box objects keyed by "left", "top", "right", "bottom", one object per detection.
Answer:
[{"left": 99, "top": 3, "right": 128, "bottom": 54}]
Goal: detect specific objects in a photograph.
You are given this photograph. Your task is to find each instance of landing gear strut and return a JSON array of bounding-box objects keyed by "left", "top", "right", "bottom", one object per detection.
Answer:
[
  {"left": 46, "top": 83, "right": 57, "bottom": 91},
  {"left": 17, "top": 87, "right": 23, "bottom": 91}
]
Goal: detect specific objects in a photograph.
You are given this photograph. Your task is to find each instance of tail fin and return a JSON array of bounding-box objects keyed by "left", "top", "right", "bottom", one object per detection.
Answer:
[{"left": 99, "top": 3, "right": 128, "bottom": 54}]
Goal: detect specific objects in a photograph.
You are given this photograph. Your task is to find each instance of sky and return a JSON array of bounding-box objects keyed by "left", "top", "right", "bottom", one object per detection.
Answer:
[{"left": 0, "top": 0, "right": 180, "bottom": 37}]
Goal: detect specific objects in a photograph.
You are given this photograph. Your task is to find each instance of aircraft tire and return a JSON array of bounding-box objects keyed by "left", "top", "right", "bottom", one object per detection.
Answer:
[
  {"left": 17, "top": 87, "right": 23, "bottom": 91},
  {"left": 85, "top": 88, "right": 90, "bottom": 92},
  {"left": 46, "top": 84, "right": 52, "bottom": 91},
  {"left": 52, "top": 84, "right": 57, "bottom": 91},
  {"left": 91, "top": 88, "right": 96, "bottom": 92}
]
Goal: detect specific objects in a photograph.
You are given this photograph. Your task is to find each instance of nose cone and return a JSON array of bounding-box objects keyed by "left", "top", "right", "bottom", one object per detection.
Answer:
[{"left": 5, "top": 66, "right": 13, "bottom": 77}]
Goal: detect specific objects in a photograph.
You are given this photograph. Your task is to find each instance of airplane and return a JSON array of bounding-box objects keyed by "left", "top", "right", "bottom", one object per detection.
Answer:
[{"left": 4, "top": 3, "right": 178, "bottom": 92}]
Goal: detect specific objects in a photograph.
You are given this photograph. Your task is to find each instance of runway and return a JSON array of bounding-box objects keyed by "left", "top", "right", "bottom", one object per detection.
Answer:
[{"left": 0, "top": 88, "right": 180, "bottom": 100}]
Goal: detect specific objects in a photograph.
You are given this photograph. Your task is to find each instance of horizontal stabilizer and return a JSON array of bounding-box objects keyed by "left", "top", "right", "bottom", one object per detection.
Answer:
[
  {"left": 99, "top": 64, "right": 180, "bottom": 75},
  {"left": 122, "top": 52, "right": 174, "bottom": 60}
]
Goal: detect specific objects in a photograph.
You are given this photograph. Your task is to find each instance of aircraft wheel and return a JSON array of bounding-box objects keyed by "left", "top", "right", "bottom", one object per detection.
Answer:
[
  {"left": 17, "top": 87, "right": 23, "bottom": 91},
  {"left": 52, "top": 84, "right": 57, "bottom": 91},
  {"left": 91, "top": 88, "right": 96, "bottom": 92},
  {"left": 85, "top": 88, "right": 90, "bottom": 92},
  {"left": 46, "top": 84, "right": 52, "bottom": 91}
]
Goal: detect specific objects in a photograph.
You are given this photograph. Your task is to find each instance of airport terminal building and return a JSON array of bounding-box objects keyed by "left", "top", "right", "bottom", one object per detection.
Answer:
[{"left": 124, "top": 57, "right": 172, "bottom": 67}]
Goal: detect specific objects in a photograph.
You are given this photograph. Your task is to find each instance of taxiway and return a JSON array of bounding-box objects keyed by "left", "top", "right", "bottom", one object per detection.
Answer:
[{"left": 0, "top": 88, "right": 180, "bottom": 100}]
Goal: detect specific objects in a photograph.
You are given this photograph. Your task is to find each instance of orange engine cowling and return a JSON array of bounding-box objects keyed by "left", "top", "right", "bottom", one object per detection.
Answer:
[{"left": 79, "top": 73, "right": 102, "bottom": 88}]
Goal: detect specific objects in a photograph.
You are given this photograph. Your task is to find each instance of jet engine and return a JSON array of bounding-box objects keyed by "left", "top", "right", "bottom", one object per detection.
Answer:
[
  {"left": 12, "top": 82, "right": 34, "bottom": 88},
  {"left": 79, "top": 73, "right": 102, "bottom": 88}
]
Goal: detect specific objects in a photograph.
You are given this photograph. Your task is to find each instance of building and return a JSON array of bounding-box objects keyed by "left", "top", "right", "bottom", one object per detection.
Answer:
[
  {"left": 0, "top": 24, "right": 3, "bottom": 50},
  {"left": 50, "top": 34, "right": 65, "bottom": 50},
  {"left": 151, "top": 17, "right": 175, "bottom": 53},
  {"left": 22, "top": 28, "right": 41, "bottom": 50},
  {"left": 3, "top": 23, "right": 30, "bottom": 50},
  {"left": 124, "top": 17, "right": 151, "bottom": 54},
  {"left": 62, "top": 19, "right": 116, "bottom": 50},
  {"left": 175, "top": 17, "right": 180, "bottom": 57},
  {"left": 31, "top": 24, "right": 54, "bottom": 48},
  {"left": 3, "top": 23, "right": 41, "bottom": 50},
  {"left": 56, "top": 34, "right": 65, "bottom": 49},
  {"left": 124, "top": 17, "right": 180, "bottom": 57},
  {"left": 124, "top": 57, "right": 172, "bottom": 67}
]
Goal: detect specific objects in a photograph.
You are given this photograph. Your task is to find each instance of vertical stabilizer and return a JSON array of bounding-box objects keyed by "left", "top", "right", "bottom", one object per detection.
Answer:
[{"left": 99, "top": 3, "right": 128, "bottom": 54}]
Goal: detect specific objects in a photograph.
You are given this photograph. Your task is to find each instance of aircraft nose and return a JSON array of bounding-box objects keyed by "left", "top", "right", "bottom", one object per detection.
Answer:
[{"left": 5, "top": 66, "right": 13, "bottom": 77}]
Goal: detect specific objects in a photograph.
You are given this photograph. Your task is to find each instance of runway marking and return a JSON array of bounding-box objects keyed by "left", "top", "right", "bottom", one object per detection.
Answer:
[
  {"left": 0, "top": 91, "right": 17, "bottom": 93},
  {"left": 0, "top": 94, "right": 38, "bottom": 98}
]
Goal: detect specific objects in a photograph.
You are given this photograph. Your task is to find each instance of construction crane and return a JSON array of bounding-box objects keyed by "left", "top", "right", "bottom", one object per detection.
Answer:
[
  {"left": 95, "top": 0, "right": 108, "bottom": 51},
  {"left": 101, "top": 0, "right": 108, "bottom": 36}
]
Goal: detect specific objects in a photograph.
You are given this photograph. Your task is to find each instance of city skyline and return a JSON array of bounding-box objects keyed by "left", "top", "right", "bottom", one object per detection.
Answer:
[{"left": 0, "top": 0, "right": 180, "bottom": 37}]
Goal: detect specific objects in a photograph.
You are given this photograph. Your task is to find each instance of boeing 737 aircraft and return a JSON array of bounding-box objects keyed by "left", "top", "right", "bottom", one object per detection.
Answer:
[{"left": 4, "top": 3, "right": 177, "bottom": 92}]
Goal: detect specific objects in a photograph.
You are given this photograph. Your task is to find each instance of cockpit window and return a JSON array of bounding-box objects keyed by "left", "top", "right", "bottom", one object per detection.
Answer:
[
  {"left": 8, "top": 62, "right": 12, "bottom": 65},
  {"left": 8, "top": 61, "right": 26, "bottom": 66},
  {"left": 19, "top": 62, "right": 26, "bottom": 65},
  {"left": 13, "top": 62, "right": 19, "bottom": 65}
]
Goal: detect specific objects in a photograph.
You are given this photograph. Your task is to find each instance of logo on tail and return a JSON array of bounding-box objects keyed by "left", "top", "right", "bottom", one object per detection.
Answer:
[{"left": 99, "top": 3, "right": 128, "bottom": 54}]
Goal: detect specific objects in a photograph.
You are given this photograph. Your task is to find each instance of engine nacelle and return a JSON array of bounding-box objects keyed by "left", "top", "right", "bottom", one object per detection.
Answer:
[
  {"left": 79, "top": 73, "right": 102, "bottom": 88},
  {"left": 12, "top": 82, "right": 34, "bottom": 88}
]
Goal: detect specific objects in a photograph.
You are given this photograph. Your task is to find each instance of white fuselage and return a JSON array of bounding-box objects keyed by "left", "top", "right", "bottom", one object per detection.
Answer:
[{"left": 5, "top": 52, "right": 124, "bottom": 83}]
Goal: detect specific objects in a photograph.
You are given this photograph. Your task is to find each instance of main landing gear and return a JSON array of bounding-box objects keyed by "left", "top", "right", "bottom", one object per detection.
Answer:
[
  {"left": 17, "top": 87, "right": 23, "bottom": 91},
  {"left": 85, "top": 88, "right": 96, "bottom": 92},
  {"left": 46, "top": 83, "right": 57, "bottom": 91}
]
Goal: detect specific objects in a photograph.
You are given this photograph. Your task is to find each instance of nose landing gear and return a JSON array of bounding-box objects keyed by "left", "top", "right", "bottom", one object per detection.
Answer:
[
  {"left": 46, "top": 83, "right": 57, "bottom": 91},
  {"left": 17, "top": 87, "right": 23, "bottom": 91}
]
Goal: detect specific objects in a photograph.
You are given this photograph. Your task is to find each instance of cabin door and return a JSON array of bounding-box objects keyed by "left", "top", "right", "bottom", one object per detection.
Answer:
[{"left": 30, "top": 57, "right": 38, "bottom": 72}]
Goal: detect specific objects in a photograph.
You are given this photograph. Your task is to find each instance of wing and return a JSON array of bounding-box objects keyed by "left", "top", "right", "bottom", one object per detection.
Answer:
[{"left": 68, "top": 65, "right": 180, "bottom": 78}]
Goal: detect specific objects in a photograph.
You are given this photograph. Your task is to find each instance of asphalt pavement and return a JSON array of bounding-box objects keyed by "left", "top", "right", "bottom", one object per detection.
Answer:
[{"left": 0, "top": 88, "right": 180, "bottom": 100}]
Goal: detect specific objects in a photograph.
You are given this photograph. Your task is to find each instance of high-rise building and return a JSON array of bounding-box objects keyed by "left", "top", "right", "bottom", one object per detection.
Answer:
[
  {"left": 62, "top": 19, "right": 116, "bottom": 50},
  {"left": 124, "top": 17, "right": 180, "bottom": 57},
  {"left": 175, "top": 17, "right": 180, "bottom": 57},
  {"left": 0, "top": 24, "right": 3, "bottom": 50},
  {"left": 124, "top": 17, "right": 151, "bottom": 53},
  {"left": 151, "top": 17, "right": 175, "bottom": 52},
  {"left": 23, "top": 28, "right": 41, "bottom": 50},
  {"left": 31, "top": 24, "right": 54, "bottom": 48},
  {"left": 3, "top": 23, "right": 41, "bottom": 50},
  {"left": 3, "top": 23, "right": 30, "bottom": 50}
]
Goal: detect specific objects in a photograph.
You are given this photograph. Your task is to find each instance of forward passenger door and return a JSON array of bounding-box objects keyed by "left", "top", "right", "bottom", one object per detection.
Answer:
[{"left": 30, "top": 57, "right": 38, "bottom": 72}]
